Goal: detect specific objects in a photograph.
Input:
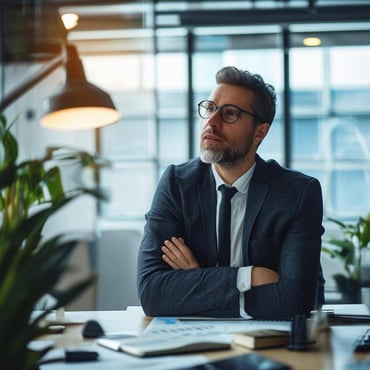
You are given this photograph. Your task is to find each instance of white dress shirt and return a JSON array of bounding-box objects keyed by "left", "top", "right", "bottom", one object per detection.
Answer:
[{"left": 212, "top": 163, "right": 256, "bottom": 318}]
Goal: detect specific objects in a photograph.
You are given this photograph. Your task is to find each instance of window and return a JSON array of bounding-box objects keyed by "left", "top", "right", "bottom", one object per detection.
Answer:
[
  {"left": 81, "top": 25, "right": 370, "bottom": 228},
  {"left": 290, "top": 46, "right": 370, "bottom": 219}
]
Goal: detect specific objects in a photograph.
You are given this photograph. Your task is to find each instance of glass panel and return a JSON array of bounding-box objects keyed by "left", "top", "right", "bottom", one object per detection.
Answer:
[
  {"left": 100, "top": 117, "right": 155, "bottom": 160},
  {"left": 292, "top": 118, "right": 320, "bottom": 159},
  {"left": 330, "top": 170, "right": 370, "bottom": 217},
  {"left": 193, "top": 53, "right": 224, "bottom": 94},
  {"left": 113, "top": 90, "right": 155, "bottom": 117},
  {"left": 100, "top": 162, "right": 156, "bottom": 220},
  {"left": 156, "top": 53, "right": 187, "bottom": 91},
  {"left": 83, "top": 54, "right": 154, "bottom": 91},
  {"left": 330, "top": 118, "right": 370, "bottom": 160},
  {"left": 159, "top": 117, "right": 188, "bottom": 163},
  {"left": 330, "top": 47, "right": 370, "bottom": 88},
  {"left": 157, "top": 91, "right": 187, "bottom": 117},
  {"left": 332, "top": 89, "right": 370, "bottom": 114},
  {"left": 291, "top": 44, "right": 370, "bottom": 221},
  {"left": 156, "top": 52, "right": 188, "bottom": 164},
  {"left": 81, "top": 53, "right": 156, "bottom": 224},
  {"left": 290, "top": 48, "right": 326, "bottom": 115},
  {"left": 156, "top": 33, "right": 188, "bottom": 53},
  {"left": 291, "top": 90, "right": 325, "bottom": 114},
  {"left": 330, "top": 46, "right": 370, "bottom": 114}
]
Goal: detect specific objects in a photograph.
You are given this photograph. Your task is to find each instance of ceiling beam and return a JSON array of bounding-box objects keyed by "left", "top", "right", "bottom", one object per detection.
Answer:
[{"left": 155, "top": 4, "right": 370, "bottom": 28}]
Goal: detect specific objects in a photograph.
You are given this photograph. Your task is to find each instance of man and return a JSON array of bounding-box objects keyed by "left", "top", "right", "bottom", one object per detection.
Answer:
[{"left": 137, "top": 66, "right": 325, "bottom": 319}]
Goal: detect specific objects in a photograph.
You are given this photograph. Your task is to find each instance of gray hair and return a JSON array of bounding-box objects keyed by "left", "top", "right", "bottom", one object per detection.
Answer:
[{"left": 215, "top": 66, "right": 276, "bottom": 125}]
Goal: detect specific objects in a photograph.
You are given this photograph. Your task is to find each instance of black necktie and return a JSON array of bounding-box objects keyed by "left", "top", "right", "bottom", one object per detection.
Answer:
[{"left": 218, "top": 185, "right": 237, "bottom": 266}]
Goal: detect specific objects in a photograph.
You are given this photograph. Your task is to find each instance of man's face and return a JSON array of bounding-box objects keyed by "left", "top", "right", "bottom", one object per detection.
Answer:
[{"left": 199, "top": 84, "right": 269, "bottom": 165}]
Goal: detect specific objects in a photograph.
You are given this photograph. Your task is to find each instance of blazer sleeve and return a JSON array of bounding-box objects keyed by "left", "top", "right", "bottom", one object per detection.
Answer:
[
  {"left": 137, "top": 164, "right": 241, "bottom": 318},
  {"left": 244, "top": 177, "right": 325, "bottom": 319}
]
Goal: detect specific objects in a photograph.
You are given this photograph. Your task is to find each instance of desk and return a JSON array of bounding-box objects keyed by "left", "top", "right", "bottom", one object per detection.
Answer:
[{"left": 39, "top": 306, "right": 370, "bottom": 370}]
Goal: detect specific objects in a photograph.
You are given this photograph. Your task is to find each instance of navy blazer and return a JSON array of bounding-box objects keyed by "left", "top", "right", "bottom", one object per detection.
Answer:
[{"left": 137, "top": 155, "right": 325, "bottom": 319}]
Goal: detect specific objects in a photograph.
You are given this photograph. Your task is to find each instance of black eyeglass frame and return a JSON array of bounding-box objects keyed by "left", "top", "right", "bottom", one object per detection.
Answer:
[{"left": 197, "top": 100, "right": 261, "bottom": 124}]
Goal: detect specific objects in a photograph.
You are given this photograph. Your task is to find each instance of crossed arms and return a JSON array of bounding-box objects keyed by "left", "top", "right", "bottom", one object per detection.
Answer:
[{"left": 162, "top": 237, "right": 279, "bottom": 287}]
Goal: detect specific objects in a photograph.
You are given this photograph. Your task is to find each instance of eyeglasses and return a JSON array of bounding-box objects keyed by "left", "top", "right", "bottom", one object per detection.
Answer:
[{"left": 197, "top": 100, "right": 260, "bottom": 124}]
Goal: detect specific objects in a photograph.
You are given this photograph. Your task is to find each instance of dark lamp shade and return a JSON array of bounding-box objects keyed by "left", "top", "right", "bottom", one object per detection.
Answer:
[
  {"left": 41, "top": 81, "right": 120, "bottom": 130},
  {"left": 41, "top": 43, "right": 120, "bottom": 130}
]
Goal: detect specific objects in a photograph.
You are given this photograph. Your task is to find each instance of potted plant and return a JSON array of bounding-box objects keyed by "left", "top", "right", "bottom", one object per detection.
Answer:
[
  {"left": 322, "top": 213, "right": 370, "bottom": 303},
  {"left": 0, "top": 113, "right": 109, "bottom": 369}
]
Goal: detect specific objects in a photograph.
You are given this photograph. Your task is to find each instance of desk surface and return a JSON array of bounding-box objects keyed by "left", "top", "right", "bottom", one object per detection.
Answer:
[{"left": 39, "top": 305, "right": 370, "bottom": 370}]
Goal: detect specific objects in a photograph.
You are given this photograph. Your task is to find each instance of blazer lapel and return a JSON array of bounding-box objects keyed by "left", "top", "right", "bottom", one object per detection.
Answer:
[
  {"left": 198, "top": 165, "right": 218, "bottom": 265},
  {"left": 242, "top": 156, "right": 270, "bottom": 265}
]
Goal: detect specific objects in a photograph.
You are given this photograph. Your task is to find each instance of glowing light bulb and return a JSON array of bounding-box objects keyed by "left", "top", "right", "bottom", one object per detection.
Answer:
[
  {"left": 303, "top": 37, "right": 321, "bottom": 47},
  {"left": 61, "top": 13, "right": 79, "bottom": 30}
]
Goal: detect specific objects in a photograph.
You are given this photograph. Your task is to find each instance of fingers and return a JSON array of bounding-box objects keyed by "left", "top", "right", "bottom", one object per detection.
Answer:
[
  {"left": 162, "top": 253, "right": 181, "bottom": 269},
  {"left": 164, "top": 238, "right": 189, "bottom": 261},
  {"left": 161, "top": 237, "right": 200, "bottom": 269},
  {"left": 168, "top": 237, "right": 194, "bottom": 264},
  {"left": 161, "top": 239, "right": 183, "bottom": 269}
]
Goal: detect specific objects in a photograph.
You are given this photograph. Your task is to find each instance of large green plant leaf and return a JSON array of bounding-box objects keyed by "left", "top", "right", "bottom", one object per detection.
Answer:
[
  {"left": 0, "top": 112, "right": 110, "bottom": 369},
  {"left": 0, "top": 236, "right": 94, "bottom": 369}
]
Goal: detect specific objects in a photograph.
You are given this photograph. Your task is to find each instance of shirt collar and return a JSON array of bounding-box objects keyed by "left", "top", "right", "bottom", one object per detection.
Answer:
[{"left": 212, "top": 162, "right": 256, "bottom": 195}]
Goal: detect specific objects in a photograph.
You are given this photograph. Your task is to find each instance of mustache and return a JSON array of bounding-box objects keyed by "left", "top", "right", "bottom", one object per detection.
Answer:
[{"left": 201, "top": 128, "right": 224, "bottom": 142}]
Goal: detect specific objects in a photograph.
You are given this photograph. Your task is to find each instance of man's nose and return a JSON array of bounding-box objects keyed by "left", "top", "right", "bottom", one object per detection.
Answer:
[{"left": 207, "top": 109, "right": 222, "bottom": 126}]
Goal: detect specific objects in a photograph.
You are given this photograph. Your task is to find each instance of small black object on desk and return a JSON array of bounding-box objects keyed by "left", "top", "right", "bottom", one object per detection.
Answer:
[
  {"left": 82, "top": 319, "right": 105, "bottom": 338},
  {"left": 82, "top": 319, "right": 136, "bottom": 340},
  {"left": 65, "top": 350, "right": 99, "bottom": 362},
  {"left": 38, "top": 350, "right": 99, "bottom": 365},
  {"left": 287, "top": 314, "right": 313, "bottom": 351}
]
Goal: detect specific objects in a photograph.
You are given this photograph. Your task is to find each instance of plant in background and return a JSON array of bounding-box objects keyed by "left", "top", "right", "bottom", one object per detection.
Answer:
[
  {"left": 322, "top": 213, "right": 370, "bottom": 302},
  {"left": 0, "top": 113, "right": 109, "bottom": 369},
  {"left": 323, "top": 213, "right": 370, "bottom": 280}
]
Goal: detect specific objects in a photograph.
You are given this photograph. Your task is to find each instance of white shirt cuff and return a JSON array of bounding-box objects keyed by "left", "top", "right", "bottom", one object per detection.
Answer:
[
  {"left": 237, "top": 266, "right": 253, "bottom": 292},
  {"left": 238, "top": 266, "right": 253, "bottom": 319}
]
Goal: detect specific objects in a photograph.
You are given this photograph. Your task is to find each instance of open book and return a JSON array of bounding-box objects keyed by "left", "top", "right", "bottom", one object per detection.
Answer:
[{"left": 97, "top": 333, "right": 232, "bottom": 357}]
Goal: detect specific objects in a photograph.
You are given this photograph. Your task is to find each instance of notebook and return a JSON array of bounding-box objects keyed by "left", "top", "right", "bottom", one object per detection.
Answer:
[
  {"left": 322, "top": 304, "right": 370, "bottom": 323},
  {"left": 97, "top": 333, "right": 232, "bottom": 357}
]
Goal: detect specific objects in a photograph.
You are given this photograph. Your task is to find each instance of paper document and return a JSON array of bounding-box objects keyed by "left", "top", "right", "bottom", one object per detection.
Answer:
[{"left": 145, "top": 317, "right": 291, "bottom": 336}]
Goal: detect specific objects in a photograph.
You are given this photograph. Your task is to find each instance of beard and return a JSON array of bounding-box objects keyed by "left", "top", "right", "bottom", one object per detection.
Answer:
[{"left": 200, "top": 135, "right": 253, "bottom": 165}]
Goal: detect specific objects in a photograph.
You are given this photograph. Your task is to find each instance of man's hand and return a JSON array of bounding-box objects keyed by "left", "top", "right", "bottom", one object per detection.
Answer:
[
  {"left": 251, "top": 267, "right": 280, "bottom": 287},
  {"left": 161, "top": 237, "right": 200, "bottom": 270}
]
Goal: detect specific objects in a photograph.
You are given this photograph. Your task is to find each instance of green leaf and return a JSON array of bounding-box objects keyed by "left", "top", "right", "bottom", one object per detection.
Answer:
[
  {"left": 0, "top": 112, "right": 110, "bottom": 369},
  {"left": 0, "top": 163, "right": 17, "bottom": 191},
  {"left": 0, "top": 121, "right": 18, "bottom": 169},
  {"left": 44, "top": 166, "right": 65, "bottom": 200}
]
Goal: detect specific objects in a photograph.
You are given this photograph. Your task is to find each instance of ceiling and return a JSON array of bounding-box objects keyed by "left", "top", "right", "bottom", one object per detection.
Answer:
[
  {"left": 3, "top": 0, "right": 370, "bottom": 60},
  {"left": 49, "top": 1, "right": 370, "bottom": 32},
  {"left": 2, "top": 0, "right": 370, "bottom": 110}
]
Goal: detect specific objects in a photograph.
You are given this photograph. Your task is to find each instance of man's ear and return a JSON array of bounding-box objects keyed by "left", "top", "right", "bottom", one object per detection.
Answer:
[{"left": 255, "top": 123, "right": 270, "bottom": 145}]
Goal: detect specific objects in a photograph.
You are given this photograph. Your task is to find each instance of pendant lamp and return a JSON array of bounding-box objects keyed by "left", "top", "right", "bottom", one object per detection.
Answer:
[{"left": 41, "top": 44, "right": 120, "bottom": 130}]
